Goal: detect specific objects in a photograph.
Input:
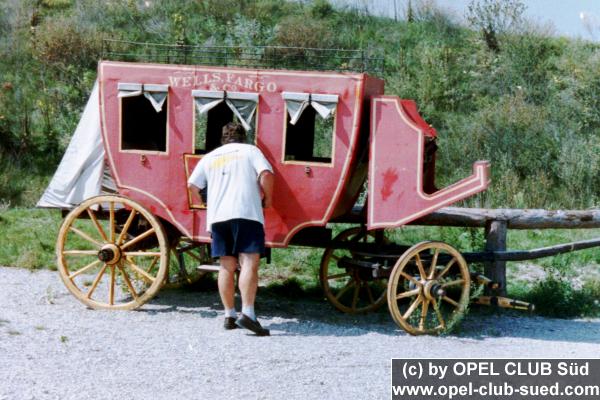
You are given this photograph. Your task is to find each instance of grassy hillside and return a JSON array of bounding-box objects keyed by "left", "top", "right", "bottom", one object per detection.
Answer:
[
  {"left": 0, "top": 0, "right": 599, "bottom": 316},
  {"left": 1, "top": 0, "right": 600, "bottom": 208}
]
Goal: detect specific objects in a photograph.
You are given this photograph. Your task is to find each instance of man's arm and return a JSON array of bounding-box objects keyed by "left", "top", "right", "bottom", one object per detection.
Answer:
[
  {"left": 187, "top": 182, "right": 206, "bottom": 207},
  {"left": 259, "top": 170, "right": 274, "bottom": 208}
]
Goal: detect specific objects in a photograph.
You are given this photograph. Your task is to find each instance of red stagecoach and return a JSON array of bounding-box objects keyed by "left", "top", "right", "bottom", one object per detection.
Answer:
[{"left": 39, "top": 43, "right": 492, "bottom": 335}]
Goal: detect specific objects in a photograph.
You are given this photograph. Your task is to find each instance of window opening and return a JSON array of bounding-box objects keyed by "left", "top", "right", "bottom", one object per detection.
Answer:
[
  {"left": 119, "top": 83, "right": 169, "bottom": 152},
  {"left": 282, "top": 92, "right": 338, "bottom": 163},
  {"left": 193, "top": 90, "right": 258, "bottom": 154}
]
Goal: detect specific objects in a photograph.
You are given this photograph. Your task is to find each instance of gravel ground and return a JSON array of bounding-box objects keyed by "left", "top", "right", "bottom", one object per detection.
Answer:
[{"left": 1, "top": 266, "right": 599, "bottom": 400}]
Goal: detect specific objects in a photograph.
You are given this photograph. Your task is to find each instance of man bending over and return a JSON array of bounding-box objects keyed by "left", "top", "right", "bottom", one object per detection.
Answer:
[{"left": 188, "top": 122, "right": 274, "bottom": 336}]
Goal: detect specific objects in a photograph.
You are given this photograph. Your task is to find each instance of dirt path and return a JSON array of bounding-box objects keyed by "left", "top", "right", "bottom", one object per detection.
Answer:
[{"left": 1, "top": 267, "right": 599, "bottom": 400}]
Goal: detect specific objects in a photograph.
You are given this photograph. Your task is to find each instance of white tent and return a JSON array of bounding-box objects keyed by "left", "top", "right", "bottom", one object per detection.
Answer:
[{"left": 37, "top": 81, "right": 109, "bottom": 208}]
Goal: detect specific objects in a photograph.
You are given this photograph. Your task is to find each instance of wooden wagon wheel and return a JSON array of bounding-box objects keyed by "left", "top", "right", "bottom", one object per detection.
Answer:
[
  {"left": 387, "top": 241, "right": 470, "bottom": 335},
  {"left": 319, "top": 227, "right": 388, "bottom": 314},
  {"left": 56, "top": 195, "right": 169, "bottom": 310},
  {"left": 163, "top": 239, "right": 211, "bottom": 290}
]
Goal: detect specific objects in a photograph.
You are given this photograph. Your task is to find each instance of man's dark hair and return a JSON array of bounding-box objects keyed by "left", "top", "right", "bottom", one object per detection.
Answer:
[{"left": 221, "top": 122, "right": 247, "bottom": 145}]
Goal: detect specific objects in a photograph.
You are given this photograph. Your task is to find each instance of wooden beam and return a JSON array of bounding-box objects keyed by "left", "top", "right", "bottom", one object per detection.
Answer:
[
  {"left": 412, "top": 207, "right": 600, "bottom": 229},
  {"left": 484, "top": 220, "right": 507, "bottom": 296}
]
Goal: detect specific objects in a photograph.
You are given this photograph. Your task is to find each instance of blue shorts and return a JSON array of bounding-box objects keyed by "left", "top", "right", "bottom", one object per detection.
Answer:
[{"left": 211, "top": 219, "right": 265, "bottom": 258}]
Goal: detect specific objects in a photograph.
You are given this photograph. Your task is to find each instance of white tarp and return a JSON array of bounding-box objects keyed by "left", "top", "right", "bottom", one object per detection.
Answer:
[
  {"left": 192, "top": 90, "right": 259, "bottom": 132},
  {"left": 282, "top": 92, "right": 339, "bottom": 125},
  {"left": 37, "top": 81, "right": 105, "bottom": 208}
]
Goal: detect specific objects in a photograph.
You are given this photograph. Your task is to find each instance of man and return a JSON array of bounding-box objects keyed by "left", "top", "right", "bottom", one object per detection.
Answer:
[{"left": 188, "top": 122, "right": 274, "bottom": 336}]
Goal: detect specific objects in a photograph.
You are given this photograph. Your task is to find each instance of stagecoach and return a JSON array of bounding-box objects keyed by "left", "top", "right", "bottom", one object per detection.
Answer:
[{"left": 39, "top": 41, "right": 517, "bottom": 335}]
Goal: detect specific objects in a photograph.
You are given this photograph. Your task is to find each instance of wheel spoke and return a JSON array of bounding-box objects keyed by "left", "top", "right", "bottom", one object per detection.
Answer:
[
  {"left": 442, "top": 295, "right": 460, "bottom": 308},
  {"left": 117, "top": 209, "right": 137, "bottom": 245},
  {"left": 365, "top": 282, "right": 375, "bottom": 304},
  {"left": 415, "top": 253, "right": 427, "bottom": 279},
  {"left": 69, "top": 226, "right": 103, "bottom": 248},
  {"left": 436, "top": 257, "right": 456, "bottom": 280},
  {"left": 327, "top": 272, "right": 349, "bottom": 280},
  {"left": 419, "top": 299, "right": 430, "bottom": 330},
  {"left": 395, "top": 288, "right": 420, "bottom": 300},
  {"left": 330, "top": 254, "right": 341, "bottom": 262},
  {"left": 351, "top": 283, "right": 360, "bottom": 310},
  {"left": 109, "top": 201, "right": 115, "bottom": 243},
  {"left": 442, "top": 279, "right": 464, "bottom": 288},
  {"left": 119, "top": 266, "right": 139, "bottom": 300},
  {"left": 120, "top": 228, "right": 156, "bottom": 250},
  {"left": 125, "top": 258, "right": 156, "bottom": 283},
  {"left": 63, "top": 250, "right": 98, "bottom": 256},
  {"left": 187, "top": 251, "right": 204, "bottom": 263},
  {"left": 402, "top": 295, "right": 422, "bottom": 320},
  {"left": 86, "top": 208, "right": 108, "bottom": 243},
  {"left": 144, "top": 256, "right": 160, "bottom": 273},
  {"left": 432, "top": 298, "right": 446, "bottom": 329},
  {"left": 68, "top": 259, "right": 101, "bottom": 279},
  {"left": 400, "top": 272, "right": 421, "bottom": 287},
  {"left": 123, "top": 251, "right": 162, "bottom": 257},
  {"left": 109, "top": 266, "right": 116, "bottom": 305},
  {"left": 428, "top": 249, "right": 439, "bottom": 279},
  {"left": 86, "top": 264, "right": 108, "bottom": 299},
  {"left": 334, "top": 279, "right": 355, "bottom": 301}
]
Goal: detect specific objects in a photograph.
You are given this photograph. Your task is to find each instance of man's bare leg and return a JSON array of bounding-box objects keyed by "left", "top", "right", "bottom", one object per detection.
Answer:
[
  {"left": 238, "top": 252, "right": 260, "bottom": 317},
  {"left": 218, "top": 256, "right": 238, "bottom": 311}
]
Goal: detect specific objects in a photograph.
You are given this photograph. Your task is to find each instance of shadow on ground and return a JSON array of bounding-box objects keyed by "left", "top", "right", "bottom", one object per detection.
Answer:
[{"left": 139, "top": 279, "right": 600, "bottom": 343}]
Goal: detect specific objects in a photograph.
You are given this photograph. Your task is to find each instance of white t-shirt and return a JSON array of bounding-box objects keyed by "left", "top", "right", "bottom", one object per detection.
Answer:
[{"left": 187, "top": 143, "right": 273, "bottom": 231}]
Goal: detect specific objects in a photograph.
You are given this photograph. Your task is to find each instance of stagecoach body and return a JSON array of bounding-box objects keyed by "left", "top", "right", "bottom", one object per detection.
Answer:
[
  {"left": 40, "top": 50, "right": 496, "bottom": 335},
  {"left": 46, "top": 60, "right": 488, "bottom": 244}
]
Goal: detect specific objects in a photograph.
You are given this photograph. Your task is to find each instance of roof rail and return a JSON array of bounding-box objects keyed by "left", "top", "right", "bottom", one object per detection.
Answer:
[{"left": 102, "top": 39, "right": 385, "bottom": 75}]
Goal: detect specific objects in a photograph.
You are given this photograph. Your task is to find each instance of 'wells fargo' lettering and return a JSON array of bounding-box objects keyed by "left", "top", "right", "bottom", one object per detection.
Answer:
[{"left": 168, "top": 71, "right": 277, "bottom": 92}]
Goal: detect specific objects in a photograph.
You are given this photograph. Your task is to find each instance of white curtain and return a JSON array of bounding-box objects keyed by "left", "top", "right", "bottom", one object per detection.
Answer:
[
  {"left": 282, "top": 92, "right": 339, "bottom": 125},
  {"left": 118, "top": 82, "right": 168, "bottom": 112},
  {"left": 192, "top": 90, "right": 259, "bottom": 132}
]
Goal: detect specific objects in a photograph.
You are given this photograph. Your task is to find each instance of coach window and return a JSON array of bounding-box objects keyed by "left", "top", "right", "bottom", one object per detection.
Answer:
[
  {"left": 192, "top": 90, "right": 259, "bottom": 154},
  {"left": 119, "top": 83, "right": 169, "bottom": 152},
  {"left": 282, "top": 92, "right": 338, "bottom": 164}
]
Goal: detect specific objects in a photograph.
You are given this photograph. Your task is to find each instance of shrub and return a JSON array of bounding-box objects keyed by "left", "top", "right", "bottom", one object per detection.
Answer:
[
  {"left": 272, "top": 15, "right": 337, "bottom": 49},
  {"left": 556, "top": 135, "right": 600, "bottom": 207},
  {"left": 466, "top": 0, "right": 526, "bottom": 52},
  {"left": 523, "top": 275, "right": 600, "bottom": 318},
  {"left": 311, "top": 0, "right": 335, "bottom": 19},
  {"left": 31, "top": 16, "right": 101, "bottom": 71}
]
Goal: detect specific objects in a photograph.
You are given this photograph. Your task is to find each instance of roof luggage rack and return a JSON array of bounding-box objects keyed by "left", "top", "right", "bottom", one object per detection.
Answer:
[{"left": 102, "top": 39, "right": 385, "bottom": 75}]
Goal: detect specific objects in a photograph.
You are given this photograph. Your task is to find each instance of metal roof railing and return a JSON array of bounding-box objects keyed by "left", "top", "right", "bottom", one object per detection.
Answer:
[{"left": 102, "top": 39, "right": 385, "bottom": 75}]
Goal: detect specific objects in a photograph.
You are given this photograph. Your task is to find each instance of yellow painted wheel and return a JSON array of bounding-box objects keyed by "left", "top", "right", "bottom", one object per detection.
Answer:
[
  {"left": 387, "top": 241, "right": 470, "bottom": 335},
  {"left": 319, "top": 227, "right": 388, "bottom": 314},
  {"left": 56, "top": 195, "right": 169, "bottom": 310}
]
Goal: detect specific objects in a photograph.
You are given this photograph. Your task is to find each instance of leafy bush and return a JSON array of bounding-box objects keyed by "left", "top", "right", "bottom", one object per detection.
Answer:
[
  {"left": 523, "top": 276, "right": 600, "bottom": 318},
  {"left": 272, "top": 15, "right": 337, "bottom": 49},
  {"left": 31, "top": 16, "right": 101, "bottom": 72},
  {"left": 311, "top": 0, "right": 335, "bottom": 19},
  {"left": 466, "top": 0, "right": 526, "bottom": 52}
]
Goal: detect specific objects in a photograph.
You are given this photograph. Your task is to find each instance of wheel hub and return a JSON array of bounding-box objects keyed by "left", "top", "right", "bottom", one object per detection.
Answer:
[
  {"left": 98, "top": 244, "right": 122, "bottom": 265},
  {"left": 423, "top": 280, "right": 445, "bottom": 301}
]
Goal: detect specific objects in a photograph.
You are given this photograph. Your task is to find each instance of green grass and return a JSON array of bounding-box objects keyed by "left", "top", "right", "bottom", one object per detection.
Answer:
[{"left": 0, "top": 208, "right": 62, "bottom": 269}]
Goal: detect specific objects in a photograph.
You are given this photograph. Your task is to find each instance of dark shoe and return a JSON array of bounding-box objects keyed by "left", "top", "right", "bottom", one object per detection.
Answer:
[
  {"left": 235, "top": 314, "right": 270, "bottom": 336},
  {"left": 224, "top": 317, "right": 238, "bottom": 330}
]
